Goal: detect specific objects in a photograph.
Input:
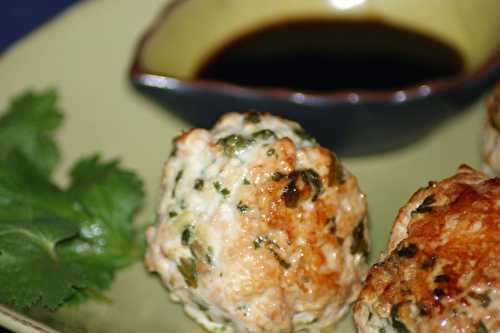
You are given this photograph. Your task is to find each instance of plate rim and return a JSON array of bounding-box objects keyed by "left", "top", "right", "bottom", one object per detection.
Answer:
[{"left": 0, "top": 305, "right": 61, "bottom": 333}]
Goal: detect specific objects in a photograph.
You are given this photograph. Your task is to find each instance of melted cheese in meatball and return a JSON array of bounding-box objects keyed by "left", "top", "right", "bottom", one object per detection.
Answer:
[
  {"left": 354, "top": 165, "right": 500, "bottom": 333},
  {"left": 146, "top": 113, "right": 369, "bottom": 333}
]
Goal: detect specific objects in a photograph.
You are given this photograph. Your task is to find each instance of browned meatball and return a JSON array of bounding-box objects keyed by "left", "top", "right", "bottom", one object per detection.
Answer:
[
  {"left": 354, "top": 165, "right": 500, "bottom": 333},
  {"left": 145, "top": 112, "right": 369, "bottom": 333}
]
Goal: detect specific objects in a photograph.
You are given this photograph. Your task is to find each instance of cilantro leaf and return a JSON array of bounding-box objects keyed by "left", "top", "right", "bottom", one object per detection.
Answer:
[
  {"left": 0, "top": 218, "right": 84, "bottom": 310},
  {"left": 66, "top": 155, "right": 144, "bottom": 261},
  {"left": 0, "top": 89, "right": 62, "bottom": 176},
  {"left": 0, "top": 151, "right": 73, "bottom": 221},
  {"left": 0, "top": 89, "right": 145, "bottom": 311},
  {"left": 60, "top": 155, "right": 145, "bottom": 291}
]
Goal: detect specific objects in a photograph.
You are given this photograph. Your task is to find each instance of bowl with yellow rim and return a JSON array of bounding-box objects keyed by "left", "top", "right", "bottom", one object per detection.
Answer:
[{"left": 130, "top": 0, "right": 500, "bottom": 155}]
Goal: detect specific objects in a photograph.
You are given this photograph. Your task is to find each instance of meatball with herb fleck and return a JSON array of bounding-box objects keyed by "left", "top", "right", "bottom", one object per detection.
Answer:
[
  {"left": 354, "top": 165, "right": 500, "bottom": 333},
  {"left": 145, "top": 112, "right": 369, "bottom": 333}
]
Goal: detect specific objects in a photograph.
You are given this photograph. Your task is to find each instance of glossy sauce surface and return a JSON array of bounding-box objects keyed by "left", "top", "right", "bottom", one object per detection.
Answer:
[{"left": 197, "top": 19, "right": 464, "bottom": 92}]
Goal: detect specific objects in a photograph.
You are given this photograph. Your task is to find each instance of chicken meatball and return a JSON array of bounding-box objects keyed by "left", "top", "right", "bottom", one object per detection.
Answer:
[
  {"left": 354, "top": 165, "right": 500, "bottom": 333},
  {"left": 483, "top": 81, "right": 500, "bottom": 175},
  {"left": 145, "top": 112, "right": 369, "bottom": 333}
]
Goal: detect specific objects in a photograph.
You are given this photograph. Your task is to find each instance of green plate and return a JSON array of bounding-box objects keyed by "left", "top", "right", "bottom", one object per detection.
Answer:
[{"left": 0, "top": 0, "right": 486, "bottom": 332}]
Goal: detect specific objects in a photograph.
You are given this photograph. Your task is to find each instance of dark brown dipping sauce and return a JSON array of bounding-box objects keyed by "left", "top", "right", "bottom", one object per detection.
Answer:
[{"left": 196, "top": 19, "right": 464, "bottom": 92}]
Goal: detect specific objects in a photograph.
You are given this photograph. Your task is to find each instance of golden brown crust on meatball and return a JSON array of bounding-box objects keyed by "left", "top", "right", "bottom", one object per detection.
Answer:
[
  {"left": 146, "top": 112, "right": 369, "bottom": 333},
  {"left": 354, "top": 166, "right": 500, "bottom": 333}
]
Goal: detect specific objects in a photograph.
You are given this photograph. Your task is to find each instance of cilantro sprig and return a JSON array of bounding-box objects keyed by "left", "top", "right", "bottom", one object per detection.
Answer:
[{"left": 0, "top": 89, "right": 145, "bottom": 311}]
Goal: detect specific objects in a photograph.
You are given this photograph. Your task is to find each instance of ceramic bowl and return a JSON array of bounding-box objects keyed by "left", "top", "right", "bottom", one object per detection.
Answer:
[{"left": 130, "top": 0, "right": 500, "bottom": 155}]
